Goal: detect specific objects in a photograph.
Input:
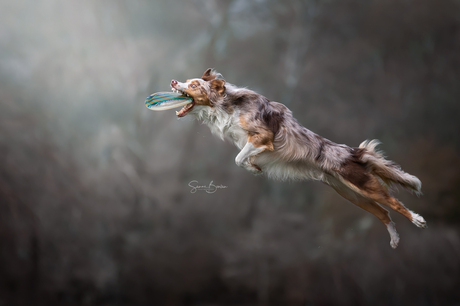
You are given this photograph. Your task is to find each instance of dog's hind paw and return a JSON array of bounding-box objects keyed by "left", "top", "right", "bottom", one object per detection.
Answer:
[
  {"left": 411, "top": 212, "right": 427, "bottom": 229},
  {"left": 387, "top": 222, "right": 400, "bottom": 249},
  {"left": 390, "top": 236, "right": 400, "bottom": 249}
]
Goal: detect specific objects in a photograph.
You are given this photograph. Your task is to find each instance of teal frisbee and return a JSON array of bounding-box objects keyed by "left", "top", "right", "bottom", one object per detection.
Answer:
[{"left": 145, "top": 92, "right": 193, "bottom": 111}]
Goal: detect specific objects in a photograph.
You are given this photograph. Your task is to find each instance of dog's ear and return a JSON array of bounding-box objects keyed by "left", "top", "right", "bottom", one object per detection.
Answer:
[
  {"left": 202, "top": 68, "right": 217, "bottom": 81},
  {"left": 211, "top": 79, "right": 226, "bottom": 95}
]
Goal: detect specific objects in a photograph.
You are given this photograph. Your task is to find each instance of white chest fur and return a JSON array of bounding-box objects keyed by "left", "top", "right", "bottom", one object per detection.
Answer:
[{"left": 193, "top": 106, "right": 247, "bottom": 149}]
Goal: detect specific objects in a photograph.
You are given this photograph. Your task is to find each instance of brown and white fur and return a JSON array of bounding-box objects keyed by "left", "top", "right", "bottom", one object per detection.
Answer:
[{"left": 170, "top": 68, "right": 427, "bottom": 248}]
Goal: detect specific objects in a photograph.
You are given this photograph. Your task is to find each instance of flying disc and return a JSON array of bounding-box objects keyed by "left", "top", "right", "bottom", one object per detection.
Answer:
[{"left": 145, "top": 92, "right": 193, "bottom": 111}]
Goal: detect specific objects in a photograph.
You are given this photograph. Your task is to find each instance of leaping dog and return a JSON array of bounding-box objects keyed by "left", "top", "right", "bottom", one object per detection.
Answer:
[{"left": 170, "top": 68, "right": 427, "bottom": 248}]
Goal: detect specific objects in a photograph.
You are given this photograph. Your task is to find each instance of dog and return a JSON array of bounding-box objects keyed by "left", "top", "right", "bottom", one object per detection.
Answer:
[{"left": 170, "top": 68, "right": 427, "bottom": 248}]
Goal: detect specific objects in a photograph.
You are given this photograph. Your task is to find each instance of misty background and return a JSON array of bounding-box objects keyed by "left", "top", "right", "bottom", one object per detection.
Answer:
[{"left": 1, "top": 0, "right": 460, "bottom": 305}]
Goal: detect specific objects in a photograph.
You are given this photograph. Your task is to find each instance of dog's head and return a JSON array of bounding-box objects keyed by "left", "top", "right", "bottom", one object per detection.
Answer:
[{"left": 170, "top": 68, "right": 226, "bottom": 117}]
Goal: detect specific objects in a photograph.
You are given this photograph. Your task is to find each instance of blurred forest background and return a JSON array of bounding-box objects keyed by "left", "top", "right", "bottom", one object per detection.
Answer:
[{"left": 1, "top": 0, "right": 460, "bottom": 305}]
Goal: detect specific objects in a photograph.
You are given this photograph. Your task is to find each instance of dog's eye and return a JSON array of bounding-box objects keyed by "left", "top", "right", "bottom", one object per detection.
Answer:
[{"left": 191, "top": 84, "right": 197, "bottom": 88}]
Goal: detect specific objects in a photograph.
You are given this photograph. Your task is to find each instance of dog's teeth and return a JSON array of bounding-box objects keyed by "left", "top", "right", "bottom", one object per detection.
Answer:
[{"left": 176, "top": 111, "right": 179, "bottom": 115}]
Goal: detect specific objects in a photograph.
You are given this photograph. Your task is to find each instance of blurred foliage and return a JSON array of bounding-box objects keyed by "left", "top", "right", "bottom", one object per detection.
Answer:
[{"left": 1, "top": 0, "right": 460, "bottom": 305}]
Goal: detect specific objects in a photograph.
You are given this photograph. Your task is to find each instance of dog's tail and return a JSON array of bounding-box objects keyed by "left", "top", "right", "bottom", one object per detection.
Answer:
[{"left": 359, "top": 140, "right": 422, "bottom": 195}]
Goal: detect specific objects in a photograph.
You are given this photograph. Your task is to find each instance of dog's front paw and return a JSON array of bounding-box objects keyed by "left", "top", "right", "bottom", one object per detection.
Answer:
[
  {"left": 247, "top": 163, "right": 263, "bottom": 175},
  {"left": 235, "top": 157, "right": 263, "bottom": 175}
]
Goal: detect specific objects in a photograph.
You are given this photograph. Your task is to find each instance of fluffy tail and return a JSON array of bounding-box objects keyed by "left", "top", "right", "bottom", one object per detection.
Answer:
[{"left": 359, "top": 140, "right": 422, "bottom": 195}]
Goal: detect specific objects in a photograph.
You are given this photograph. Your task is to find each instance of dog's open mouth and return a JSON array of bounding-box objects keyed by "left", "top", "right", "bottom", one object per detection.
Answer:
[
  {"left": 175, "top": 100, "right": 195, "bottom": 117},
  {"left": 172, "top": 88, "right": 195, "bottom": 117}
]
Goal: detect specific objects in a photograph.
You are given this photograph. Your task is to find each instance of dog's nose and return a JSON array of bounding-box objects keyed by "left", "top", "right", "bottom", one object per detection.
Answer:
[{"left": 171, "top": 80, "right": 178, "bottom": 87}]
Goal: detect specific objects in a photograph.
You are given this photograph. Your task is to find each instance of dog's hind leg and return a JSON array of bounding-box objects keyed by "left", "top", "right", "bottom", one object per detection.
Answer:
[
  {"left": 349, "top": 174, "right": 428, "bottom": 229},
  {"left": 332, "top": 184, "right": 400, "bottom": 248},
  {"left": 368, "top": 191, "right": 427, "bottom": 229},
  {"left": 337, "top": 164, "right": 428, "bottom": 230}
]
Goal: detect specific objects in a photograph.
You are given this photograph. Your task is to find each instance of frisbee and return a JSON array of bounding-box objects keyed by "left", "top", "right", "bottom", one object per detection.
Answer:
[{"left": 145, "top": 92, "right": 193, "bottom": 111}]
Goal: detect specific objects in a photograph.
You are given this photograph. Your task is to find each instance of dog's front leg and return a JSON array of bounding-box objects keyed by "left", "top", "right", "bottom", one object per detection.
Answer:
[{"left": 235, "top": 141, "right": 266, "bottom": 175}]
